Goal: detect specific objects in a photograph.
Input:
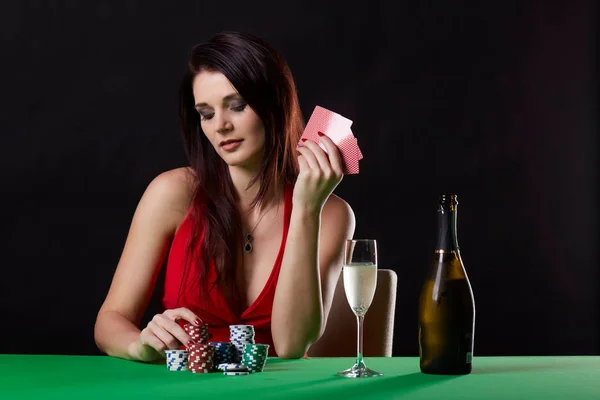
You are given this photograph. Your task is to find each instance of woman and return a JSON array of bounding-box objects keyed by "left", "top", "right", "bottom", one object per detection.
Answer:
[{"left": 94, "top": 31, "right": 355, "bottom": 362}]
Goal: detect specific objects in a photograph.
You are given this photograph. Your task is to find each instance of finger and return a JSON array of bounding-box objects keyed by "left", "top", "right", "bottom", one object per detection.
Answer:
[
  {"left": 316, "top": 133, "right": 344, "bottom": 175},
  {"left": 299, "top": 139, "right": 332, "bottom": 172},
  {"left": 297, "top": 144, "right": 320, "bottom": 170},
  {"left": 148, "top": 321, "right": 182, "bottom": 350},
  {"left": 297, "top": 153, "right": 310, "bottom": 172},
  {"left": 164, "top": 307, "right": 202, "bottom": 326},
  {"left": 139, "top": 327, "right": 168, "bottom": 353},
  {"left": 155, "top": 314, "right": 193, "bottom": 347}
]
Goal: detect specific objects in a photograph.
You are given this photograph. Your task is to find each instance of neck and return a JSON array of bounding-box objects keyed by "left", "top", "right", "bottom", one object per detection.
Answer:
[
  {"left": 228, "top": 166, "right": 281, "bottom": 215},
  {"left": 436, "top": 207, "right": 459, "bottom": 251}
]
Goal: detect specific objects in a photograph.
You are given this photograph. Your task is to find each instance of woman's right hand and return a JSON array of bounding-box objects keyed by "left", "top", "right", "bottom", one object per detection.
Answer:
[{"left": 128, "top": 307, "right": 202, "bottom": 362}]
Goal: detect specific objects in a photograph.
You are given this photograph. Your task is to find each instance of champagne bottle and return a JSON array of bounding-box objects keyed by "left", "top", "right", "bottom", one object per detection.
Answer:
[{"left": 418, "top": 194, "right": 475, "bottom": 375}]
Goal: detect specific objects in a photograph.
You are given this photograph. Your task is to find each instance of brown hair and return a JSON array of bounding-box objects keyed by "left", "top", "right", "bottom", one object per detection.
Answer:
[{"left": 177, "top": 31, "right": 304, "bottom": 314}]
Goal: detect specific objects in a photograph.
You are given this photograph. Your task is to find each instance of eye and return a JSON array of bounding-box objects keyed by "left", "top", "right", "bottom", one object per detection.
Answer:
[
  {"left": 231, "top": 103, "right": 247, "bottom": 112},
  {"left": 199, "top": 112, "right": 214, "bottom": 121}
]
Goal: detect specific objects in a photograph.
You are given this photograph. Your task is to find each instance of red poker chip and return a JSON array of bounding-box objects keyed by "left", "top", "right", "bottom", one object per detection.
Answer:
[
  {"left": 188, "top": 343, "right": 210, "bottom": 348},
  {"left": 189, "top": 363, "right": 211, "bottom": 367},
  {"left": 184, "top": 324, "right": 208, "bottom": 331},
  {"left": 189, "top": 343, "right": 214, "bottom": 352},
  {"left": 189, "top": 350, "right": 213, "bottom": 355}
]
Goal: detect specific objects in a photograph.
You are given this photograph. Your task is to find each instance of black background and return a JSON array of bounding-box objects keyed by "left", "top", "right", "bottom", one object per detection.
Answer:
[{"left": 0, "top": 1, "right": 597, "bottom": 356}]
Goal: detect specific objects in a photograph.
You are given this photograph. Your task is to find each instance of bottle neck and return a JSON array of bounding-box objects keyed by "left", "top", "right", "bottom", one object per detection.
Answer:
[{"left": 435, "top": 206, "right": 459, "bottom": 252}]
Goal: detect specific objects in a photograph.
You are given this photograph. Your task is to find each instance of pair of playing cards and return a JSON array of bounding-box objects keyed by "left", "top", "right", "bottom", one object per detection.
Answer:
[{"left": 299, "top": 106, "right": 363, "bottom": 174}]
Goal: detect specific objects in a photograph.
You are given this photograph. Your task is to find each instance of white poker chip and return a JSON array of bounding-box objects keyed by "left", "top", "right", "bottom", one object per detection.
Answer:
[{"left": 217, "top": 363, "right": 247, "bottom": 371}]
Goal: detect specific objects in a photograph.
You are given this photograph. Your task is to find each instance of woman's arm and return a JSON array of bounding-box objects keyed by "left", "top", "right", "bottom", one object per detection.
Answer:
[
  {"left": 94, "top": 168, "right": 197, "bottom": 361},
  {"left": 271, "top": 135, "right": 355, "bottom": 358}
]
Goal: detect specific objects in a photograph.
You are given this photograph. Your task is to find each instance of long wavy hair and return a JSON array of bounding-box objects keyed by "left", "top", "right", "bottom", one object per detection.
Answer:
[{"left": 178, "top": 31, "right": 304, "bottom": 315}]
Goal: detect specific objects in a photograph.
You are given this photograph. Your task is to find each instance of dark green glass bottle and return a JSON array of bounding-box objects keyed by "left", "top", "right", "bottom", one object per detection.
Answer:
[{"left": 418, "top": 194, "right": 475, "bottom": 375}]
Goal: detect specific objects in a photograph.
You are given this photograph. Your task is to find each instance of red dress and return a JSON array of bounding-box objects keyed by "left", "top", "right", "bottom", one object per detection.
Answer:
[{"left": 161, "top": 185, "right": 293, "bottom": 356}]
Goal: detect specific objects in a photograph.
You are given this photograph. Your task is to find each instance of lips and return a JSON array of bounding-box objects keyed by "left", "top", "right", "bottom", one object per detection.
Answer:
[{"left": 219, "top": 139, "right": 243, "bottom": 147}]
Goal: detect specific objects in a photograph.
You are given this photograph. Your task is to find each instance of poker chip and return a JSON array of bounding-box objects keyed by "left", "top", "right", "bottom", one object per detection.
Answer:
[
  {"left": 167, "top": 366, "right": 189, "bottom": 371},
  {"left": 229, "top": 325, "right": 255, "bottom": 362},
  {"left": 191, "top": 369, "right": 212, "bottom": 374},
  {"left": 165, "top": 350, "right": 188, "bottom": 358},
  {"left": 216, "top": 363, "right": 248, "bottom": 372},
  {"left": 224, "top": 371, "right": 250, "bottom": 376},
  {"left": 210, "top": 342, "right": 235, "bottom": 366},
  {"left": 165, "top": 349, "right": 190, "bottom": 371},
  {"left": 184, "top": 322, "right": 211, "bottom": 345},
  {"left": 241, "top": 343, "right": 269, "bottom": 373},
  {"left": 217, "top": 363, "right": 243, "bottom": 370},
  {"left": 185, "top": 342, "right": 214, "bottom": 373}
]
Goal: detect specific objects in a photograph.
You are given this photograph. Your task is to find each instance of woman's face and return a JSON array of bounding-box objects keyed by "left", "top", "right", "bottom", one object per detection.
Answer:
[{"left": 192, "top": 70, "right": 266, "bottom": 170}]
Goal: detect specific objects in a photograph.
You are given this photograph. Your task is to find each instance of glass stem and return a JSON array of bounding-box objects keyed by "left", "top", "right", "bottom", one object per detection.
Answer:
[{"left": 356, "top": 314, "right": 365, "bottom": 367}]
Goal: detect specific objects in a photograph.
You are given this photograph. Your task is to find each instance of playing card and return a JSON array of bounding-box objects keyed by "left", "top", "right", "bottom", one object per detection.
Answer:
[
  {"left": 300, "top": 106, "right": 363, "bottom": 174},
  {"left": 301, "top": 106, "right": 352, "bottom": 144},
  {"left": 350, "top": 131, "right": 363, "bottom": 160},
  {"left": 336, "top": 135, "right": 361, "bottom": 174}
]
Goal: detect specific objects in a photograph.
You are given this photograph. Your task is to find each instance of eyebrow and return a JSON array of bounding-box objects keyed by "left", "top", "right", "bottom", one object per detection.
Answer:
[{"left": 195, "top": 93, "right": 242, "bottom": 110}]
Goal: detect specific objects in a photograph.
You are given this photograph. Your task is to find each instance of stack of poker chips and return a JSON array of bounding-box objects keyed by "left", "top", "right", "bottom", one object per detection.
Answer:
[
  {"left": 209, "top": 342, "right": 236, "bottom": 367},
  {"left": 164, "top": 323, "right": 268, "bottom": 375},
  {"left": 229, "top": 325, "right": 255, "bottom": 362},
  {"left": 165, "top": 350, "right": 189, "bottom": 371},
  {"left": 216, "top": 363, "right": 251, "bottom": 376},
  {"left": 242, "top": 344, "right": 269, "bottom": 373},
  {"left": 184, "top": 322, "right": 210, "bottom": 344},
  {"left": 187, "top": 343, "right": 214, "bottom": 373}
]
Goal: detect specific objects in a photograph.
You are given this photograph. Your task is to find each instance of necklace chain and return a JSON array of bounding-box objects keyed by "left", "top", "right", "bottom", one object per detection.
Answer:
[{"left": 243, "top": 205, "right": 270, "bottom": 254}]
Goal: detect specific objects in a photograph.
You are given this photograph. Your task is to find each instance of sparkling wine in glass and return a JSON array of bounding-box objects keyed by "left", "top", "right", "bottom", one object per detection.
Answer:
[{"left": 337, "top": 239, "right": 383, "bottom": 378}]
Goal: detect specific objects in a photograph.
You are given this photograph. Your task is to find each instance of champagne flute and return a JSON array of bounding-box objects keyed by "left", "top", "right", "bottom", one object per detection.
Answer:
[{"left": 337, "top": 239, "right": 383, "bottom": 378}]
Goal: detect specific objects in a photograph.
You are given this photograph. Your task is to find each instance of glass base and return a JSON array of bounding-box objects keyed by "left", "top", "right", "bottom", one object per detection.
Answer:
[{"left": 337, "top": 361, "right": 383, "bottom": 378}]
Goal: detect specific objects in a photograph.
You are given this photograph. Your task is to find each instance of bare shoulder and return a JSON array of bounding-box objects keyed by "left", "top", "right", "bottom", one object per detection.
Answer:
[
  {"left": 323, "top": 194, "right": 355, "bottom": 220},
  {"left": 322, "top": 194, "right": 356, "bottom": 233},
  {"left": 138, "top": 167, "right": 197, "bottom": 232},
  {"left": 144, "top": 167, "right": 196, "bottom": 213}
]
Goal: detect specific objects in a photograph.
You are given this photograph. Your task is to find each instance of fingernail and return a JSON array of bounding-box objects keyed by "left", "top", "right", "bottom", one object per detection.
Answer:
[
  {"left": 317, "top": 131, "right": 325, "bottom": 137},
  {"left": 301, "top": 138, "right": 308, "bottom": 142},
  {"left": 194, "top": 318, "right": 201, "bottom": 326}
]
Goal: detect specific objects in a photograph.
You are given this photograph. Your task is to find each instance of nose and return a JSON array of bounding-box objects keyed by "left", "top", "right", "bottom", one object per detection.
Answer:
[{"left": 214, "top": 109, "right": 233, "bottom": 134}]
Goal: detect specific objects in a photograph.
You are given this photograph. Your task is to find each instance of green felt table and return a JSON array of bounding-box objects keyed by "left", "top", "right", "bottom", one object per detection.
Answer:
[{"left": 0, "top": 355, "right": 598, "bottom": 399}]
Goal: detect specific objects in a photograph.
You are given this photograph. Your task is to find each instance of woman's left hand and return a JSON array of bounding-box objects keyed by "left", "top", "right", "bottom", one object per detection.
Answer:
[{"left": 293, "top": 132, "right": 344, "bottom": 215}]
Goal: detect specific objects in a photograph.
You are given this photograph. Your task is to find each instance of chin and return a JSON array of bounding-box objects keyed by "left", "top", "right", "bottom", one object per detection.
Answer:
[
  {"left": 220, "top": 151, "right": 262, "bottom": 170},
  {"left": 220, "top": 153, "right": 252, "bottom": 167}
]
